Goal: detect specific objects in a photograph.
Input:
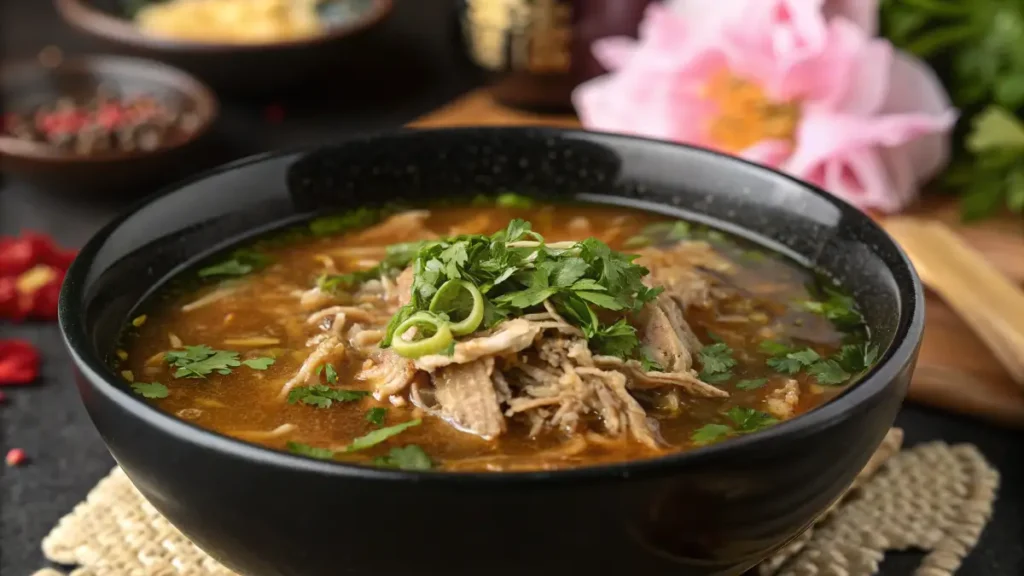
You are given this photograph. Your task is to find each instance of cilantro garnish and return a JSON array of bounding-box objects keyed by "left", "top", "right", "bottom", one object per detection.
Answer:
[
  {"left": 381, "top": 219, "right": 662, "bottom": 361},
  {"left": 198, "top": 250, "right": 271, "bottom": 278},
  {"left": 166, "top": 345, "right": 241, "bottom": 378},
  {"left": 800, "top": 287, "right": 864, "bottom": 329},
  {"left": 834, "top": 343, "right": 880, "bottom": 374},
  {"left": 697, "top": 342, "right": 737, "bottom": 378},
  {"left": 373, "top": 445, "right": 433, "bottom": 470},
  {"left": 242, "top": 357, "right": 274, "bottom": 370},
  {"left": 726, "top": 407, "right": 779, "bottom": 432},
  {"left": 287, "top": 385, "right": 368, "bottom": 408},
  {"left": 346, "top": 419, "right": 421, "bottom": 452},
  {"left": 495, "top": 192, "right": 534, "bottom": 208},
  {"left": 807, "top": 360, "right": 851, "bottom": 386},
  {"left": 131, "top": 382, "right": 168, "bottom": 399},
  {"left": 691, "top": 407, "right": 779, "bottom": 446},
  {"left": 366, "top": 407, "right": 388, "bottom": 425},
  {"left": 765, "top": 346, "right": 820, "bottom": 375},
  {"left": 735, "top": 378, "right": 768, "bottom": 391},
  {"left": 287, "top": 442, "right": 335, "bottom": 460},
  {"left": 309, "top": 207, "right": 382, "bottom": 237},
  {"left": 317, "top": 242, "right": 422, "bottom": 294},
  {"left": 691, "top": 424, "right": 733, "bottom": 445},
  {"left": 624, "top": 220, "right": 692, "bottom": 248},
  {"left": 316, "top": 364, "right": 338, "bottom": 384}
]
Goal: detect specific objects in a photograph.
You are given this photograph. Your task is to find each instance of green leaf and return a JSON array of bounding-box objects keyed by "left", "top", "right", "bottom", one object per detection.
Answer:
[
  {"left": 198, "top": 249, "right": 270, "bottom": 278},
  {"left": 287, "top": 385, "right": 368, "bottom": 409},
  {"left": 591, "top": 319, "right": 640, "bottom": 358},
  {"left": 700, "top": 371, "right": 733, "bottom": 384},
  {"left": 967, "top": 106, "right": 1024, "bottom": 152},
  {"left": 346, "top": 419, "right": 421, "bottom": 452},
  {"left": 495, "top": 192, "right": 534, "bottom": 209},
  {"left": 287, "top": 442, "right": 335, "bottom": 460},
  {"left": 691, "top": 424, "right": 733, "bottom": 445},
  {"left": 834, "top": 343, "right": 879, "bottom": 374},
  {"left": 697, "top": 342, "right": 737, "bottom": 374},
  {"left": 766, "top": 348, "right": 819, "bottom": 375},
  {"left": 553, "top": 257, "right": 589, "bottom": 287},
  {"left": 735, "top": 378, "right": 768, "bottom": 391},
  {"left": 808, "top": 360, "right": 851, "bottom": 386},
  {"left": 373, "top": 445, "right": 433, "bottom": 470},
  {"left": 131, "top": 382, "right": 169, "bottom": 399},
  {"left": 366, "top": 407, "right": 388, "bottom": 426},
  {"left": 166, "top": 346, "right": 241, "bottom": 379},
  {"left": 758, "top": 340, "right": 792, "bottom": 356},
  {"left": 242, "top": 357, "right": 274, "bottom": 370},
  {"left": 309, "top": 207, "right": 381, "bottom": 237},
  {"left": 575, "top": 291, "right": 625, "bottom": 310},
  {"left": 726, "top": 407, "right": 779, "bottom": 433}
]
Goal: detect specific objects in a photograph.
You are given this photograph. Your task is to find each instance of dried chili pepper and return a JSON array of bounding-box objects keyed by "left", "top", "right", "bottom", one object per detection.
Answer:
[
  {"left": 0, "top": 340, "right": 41, "bottom": 386},
  {"left": 0, "top": 232, "right": 76, "bottom": 321},
  {"left": 5, "top": 448, "right": 27, "bottom": 466}
]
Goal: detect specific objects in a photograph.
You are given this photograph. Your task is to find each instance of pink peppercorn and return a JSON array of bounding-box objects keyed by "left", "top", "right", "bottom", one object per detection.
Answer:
[{"left": 6, "top": 448, "right": 27, "bottom": 466}]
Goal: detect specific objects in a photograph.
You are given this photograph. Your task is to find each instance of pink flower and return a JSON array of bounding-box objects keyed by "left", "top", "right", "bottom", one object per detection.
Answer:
[{"left": 572, "top": 0, "right": 956, "bottom": 213}]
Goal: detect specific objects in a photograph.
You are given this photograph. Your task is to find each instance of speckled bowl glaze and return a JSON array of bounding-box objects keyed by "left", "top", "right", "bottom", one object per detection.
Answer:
[{"left": 59, "top": 127, "right": 922, "bottom": 576}]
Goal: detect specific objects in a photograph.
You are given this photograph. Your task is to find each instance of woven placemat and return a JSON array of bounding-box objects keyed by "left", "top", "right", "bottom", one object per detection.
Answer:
[{"left": 31, "top": 429, "right": 999, "bottom": 576}]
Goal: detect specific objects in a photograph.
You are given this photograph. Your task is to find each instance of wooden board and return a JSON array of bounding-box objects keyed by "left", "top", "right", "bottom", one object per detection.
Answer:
[{"left": 411, "top": 89, "right": 1024, "bottom": 427}]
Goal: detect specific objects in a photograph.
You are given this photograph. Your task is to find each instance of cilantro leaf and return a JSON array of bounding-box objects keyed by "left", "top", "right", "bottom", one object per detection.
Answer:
[
  {"left": 287, "top": 385, "right": 369, "bottom": 408},
  {"left": 495, "top": 192, "right": 534, "bottom": 208},
  {"left": 198, "top": 249, "right": 270, "bottom": 278},
  {"left": 700, "top": 371, "right": 733, "bottom": 384},
  {"left": 373, "top": 445, "right": 433, "bottom": 470},
  {"left": 766, "top": 348, "right": 819, "bottom": 375},
  {"left": 346, "top": 419, "right": 421, "bottom": 452},
  {"left": 166, "top": 346, "right": 241, "bottom": 379},
  {"left": 698, "top": 342, "right": 737, "bottom": 374},
  {"left": 735, "top": 378, "right": 768, "bottom": 391},
  {"left": 726, "top": 407, "right": 779, "bottom": 433},
  {"left": 287, "top": 442, "right": 335, "bottom": 460},
  {"left": 315, "top": 363, "right": 338, "bottom": 384},
  {"left": 553, "top": 257, "right": 589, "bottom": 287},
  {"left": 800, "top": 288, "right": 864, "bottom": 329},
  {"left": 366, "top": 407, "right": 388, "bottom": 426},
  {"left": 691, "top": 424, "right": 733, "bottom": 445},
  {"left": 131, "top": 381, "right": 169, "bottom": 399},
  {"left": 309, "top": 207, "right": 381, "bottom": 237},
  {"left": 759, "top": 340, "right": 792, "bottom": 356},
  {"left": 834, "top": 343, "right": 879, "bottom": 374},
  {"left": 242, "top": 357, "right": 274, "bottom": 370},
  {"left": 591, "top": 320, "right": 641, "bottom": 358},
  {"left": 807, "top": 360, "right": 851, "bottom": 386}
]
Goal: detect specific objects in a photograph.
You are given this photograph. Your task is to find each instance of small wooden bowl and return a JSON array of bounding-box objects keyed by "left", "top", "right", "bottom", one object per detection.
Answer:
[
  {"left": 0, "top": 55, "right": 218, "bottom": 198},
  {"left": 55, "top": 0, "right": 394, "bottom": 96}
]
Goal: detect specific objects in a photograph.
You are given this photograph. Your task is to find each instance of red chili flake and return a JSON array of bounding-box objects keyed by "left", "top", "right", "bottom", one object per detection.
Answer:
[
  {"left": 0, "top": 340, "right": 41, "bottom": 386},
  {"left": 5, "top": 448, "right": 27, "bottom": 467},
  {"left": 0, "top": 232, "right": 76, "bottom": 276},
  {"left": 263, "top": 104, "right": 285, "bottom": 124}
]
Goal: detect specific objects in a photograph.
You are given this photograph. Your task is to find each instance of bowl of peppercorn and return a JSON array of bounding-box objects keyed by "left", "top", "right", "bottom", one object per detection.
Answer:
[{"left": 0, "top": 55, "right": 218, "bottom": 198}]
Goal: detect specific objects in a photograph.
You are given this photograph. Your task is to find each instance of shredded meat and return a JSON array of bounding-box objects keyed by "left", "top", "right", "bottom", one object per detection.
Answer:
[
  {"left": 765, "top": 379, "right": 800, "bottom": 419},
  {"left": 638, "top": 241, "right": 731, "bottom": 309},
  {"left": 394, "top": 266, "right": 414, "bottom": 307},
  {"left": 432, "top": 358, "right": 506, "bottom": 440},
  {"left": 277, "top": 336, "right": 344, "bottom": 399},
  {"left": 637, "top": 296, "right": 700, "bottom": 373},
  {"left": 413, "top": 319, "right": 542, "bottom": 372},
  {"left": 348, "top": 210, "right": 437, "bottom": 246},
  {"left": 358, "top": 348, "right": 418, "bottom": 400},
  {"left": 591, "top": 355, "right": 728, "bottom": 398}
]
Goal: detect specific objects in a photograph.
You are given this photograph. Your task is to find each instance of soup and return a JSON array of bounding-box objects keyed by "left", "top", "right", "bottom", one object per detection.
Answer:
[{"left": 116, "top": 197, "right": 877, "bottom": 472}]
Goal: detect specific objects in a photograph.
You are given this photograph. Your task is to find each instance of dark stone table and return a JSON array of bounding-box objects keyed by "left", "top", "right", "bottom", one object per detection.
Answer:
[{"left": 1, "top": 1, "right": 1021, "bottom": 574}]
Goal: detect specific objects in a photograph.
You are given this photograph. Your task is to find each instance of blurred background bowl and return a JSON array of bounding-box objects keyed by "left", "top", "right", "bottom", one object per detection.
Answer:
[
  {"left": 55, "top": 0, "right": 394, "bottom": 97},
  {"left": 0, "top": 55, "right": 218, "bottom": 199}
]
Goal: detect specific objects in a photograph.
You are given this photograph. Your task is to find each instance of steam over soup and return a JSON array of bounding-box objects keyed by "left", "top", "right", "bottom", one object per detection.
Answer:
[{"left": 117, "top": 199, "right": 878, "bottom": 472}]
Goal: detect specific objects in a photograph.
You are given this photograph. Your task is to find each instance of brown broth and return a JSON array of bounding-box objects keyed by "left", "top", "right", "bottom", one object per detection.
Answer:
[{"left": 118, "top": 203, "right": 869, "bottom": 472}]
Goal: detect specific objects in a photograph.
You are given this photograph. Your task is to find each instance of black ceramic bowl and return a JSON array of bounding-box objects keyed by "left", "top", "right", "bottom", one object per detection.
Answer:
[
  {"left": 55, "top": 0, "right": 393, "bottom": 96},
  {"left": 59, "top": 128, "right": 922, "bottom": 576}
]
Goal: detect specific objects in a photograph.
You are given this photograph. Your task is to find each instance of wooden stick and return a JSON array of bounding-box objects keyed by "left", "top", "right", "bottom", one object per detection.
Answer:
[{"left": 883, "top": 218, "right": 1024, "bottom": 388}]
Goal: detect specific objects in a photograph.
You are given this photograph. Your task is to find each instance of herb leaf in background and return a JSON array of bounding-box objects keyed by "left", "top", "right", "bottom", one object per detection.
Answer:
[
  {"left": 166, "top": 345, "right": 241, "bottom": 378},
  {"left": 287, "top": 385, "right": 369, "bottom": 409},
  {"left": 198, "top": 249, "right": 271, "bottom": 278},
  {"left": 131, "top": 381, "right": 169, "bottom": 399},
  {"left": 373, "top": 445, "right": 433, "bottom": 470}
]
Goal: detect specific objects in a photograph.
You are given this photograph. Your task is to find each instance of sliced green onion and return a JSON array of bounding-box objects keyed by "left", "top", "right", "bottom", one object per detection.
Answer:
[
  {"left": 391, "top": 312, "right": 453, "bottom": 358},
  {"left": 428, "top": 279, "right": 484, "bottom": 336}
]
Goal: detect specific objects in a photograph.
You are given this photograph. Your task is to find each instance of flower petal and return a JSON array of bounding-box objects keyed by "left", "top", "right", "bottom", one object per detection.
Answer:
[
  {"left": 879, "top": 52, "right": 957, "bottom": 181},
  {"left": 591, "top": 36, "right": 640, "bottom": 72},
  {"left": 823, "top": 0, "right": 878, "bottom": 35}
]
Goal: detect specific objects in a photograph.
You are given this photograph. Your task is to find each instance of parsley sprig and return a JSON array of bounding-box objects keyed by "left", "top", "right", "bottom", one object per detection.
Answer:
[
  {"left": 381, "top": 219, "right": 662, "bottom": 360},
  {"left": 691, "top": 407, "right": 779, "bottom": 445},
  {"left": 198, "top": 249, "right": 271, "bottom": 278},
  {"left": 761, "top": 341, "right": 878, "bottom": 386},
  {"left": 287, "top": 385, "right": 368, "bottom": 408},
  {"left": 165, "top": 345, "right": 273, "bottom": 379}
]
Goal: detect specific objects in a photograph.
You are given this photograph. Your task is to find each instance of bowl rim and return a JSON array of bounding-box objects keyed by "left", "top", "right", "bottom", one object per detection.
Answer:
[
  {"left": 0, "top": 55, "right": 218, "bottom": 164},
  {"left": 54, "top": 0, "right": 394, "bottom": 52},
  {"left": 59, "top": 126, "right": 924, "bottom": 485}
]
